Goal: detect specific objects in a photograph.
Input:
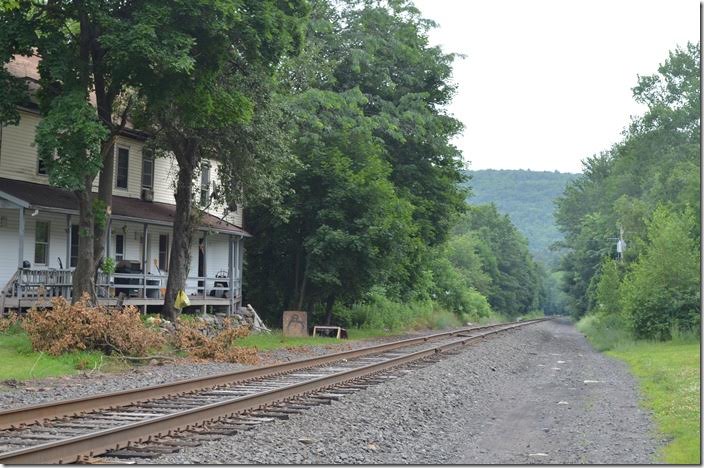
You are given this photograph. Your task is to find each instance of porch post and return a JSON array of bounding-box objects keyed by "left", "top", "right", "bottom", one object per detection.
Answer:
[
  {"left": 105, "top": 218, "right": 111, "bottom": 261},
  {"left": 201, "top": 233, "right": 207, "bottom": 314},
  {"left": 142, "top": 223, "right": 148, "bottom": 305},
  {"left": 228, "top": 234, "right": 234, "bottom": 316},
  {"left": 237, "top": 235, "right": 244, "bottom": 305},
  {"left": 17, "top": 207, "right": 24, "bottom": 268},
  {"left": 65, "top": 214, "right": 71, "bottom": 268}
]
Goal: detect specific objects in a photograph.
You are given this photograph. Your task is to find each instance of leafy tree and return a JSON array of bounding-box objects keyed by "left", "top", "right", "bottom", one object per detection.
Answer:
[
  {"left": 453, "top": 204, "right": 542, "bottom": 316},
  {"left": 555, "top": 43, "right": 700, "bottom": 335},
  {"left": 621, "top": 207, "right": 700, "bottom": 339},
  {"left": 244, "top": 0, "right": 467, "bottom": 323},
  {"left": 245, "top": 88, "right": 416, "bottom": 324},
  {"left": 0, "top": 1, "right": 145, "bottom": 300},
  {"left": 131, "top": 0, "right": 309, "bottom": 320},
  {"left": 333, "top": 0, "right": 467, "bottom": 249},
  {"left": 593, "top": 258, "right": 622, "bottom": 315}
]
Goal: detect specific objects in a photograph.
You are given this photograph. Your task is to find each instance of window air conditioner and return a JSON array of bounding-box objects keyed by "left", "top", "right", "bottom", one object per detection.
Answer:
[{"left": 141, "top": 188, "right": 154, "bottom": 202}]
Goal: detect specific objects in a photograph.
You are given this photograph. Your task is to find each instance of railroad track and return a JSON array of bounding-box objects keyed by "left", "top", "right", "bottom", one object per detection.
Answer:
[{"left": 0, "top": 318, "right": 549, "bottom": 464}]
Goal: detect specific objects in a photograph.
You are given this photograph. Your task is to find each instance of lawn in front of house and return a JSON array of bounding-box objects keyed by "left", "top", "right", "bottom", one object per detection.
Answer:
[
  {"left": 0, "top": 332, "right": 108, "bottom": 381},
  {"left": 608, "top": 341, "right": 700, "bottom": 464}
]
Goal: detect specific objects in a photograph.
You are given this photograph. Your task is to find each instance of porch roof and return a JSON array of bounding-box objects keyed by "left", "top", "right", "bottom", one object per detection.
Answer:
[{"left": 0, "top": 177, "right": 251, "bottom": 237}]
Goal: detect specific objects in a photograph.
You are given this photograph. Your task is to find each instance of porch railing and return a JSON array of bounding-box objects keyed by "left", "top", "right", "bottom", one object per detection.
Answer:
[{"left": 1, "top": 268, "right": 241, "bottom": 304}]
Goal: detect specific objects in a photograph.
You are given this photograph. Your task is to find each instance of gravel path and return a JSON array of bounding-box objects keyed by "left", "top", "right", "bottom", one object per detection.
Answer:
[{"left": 141, "top": 319, "right": 660, "bottom": 464}]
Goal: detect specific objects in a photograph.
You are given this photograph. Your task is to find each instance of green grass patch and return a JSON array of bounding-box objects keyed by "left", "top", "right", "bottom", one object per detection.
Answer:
[
  {"left": 235, "top": 331, "right": 351, "bottom": 351},
  {"left": 0, "top": 332, "right": 115, "bottom": 381},
  {"left": 576, "top": 313, "right": 634, "bottom": 351},
  {"left": 608, "top": 341, "right": 700, "bottom": 464}
]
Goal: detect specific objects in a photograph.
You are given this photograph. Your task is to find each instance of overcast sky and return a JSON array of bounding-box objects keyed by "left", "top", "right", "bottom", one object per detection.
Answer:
[{"left": 413, "top": 0, "right": 700, "bottom": 174}]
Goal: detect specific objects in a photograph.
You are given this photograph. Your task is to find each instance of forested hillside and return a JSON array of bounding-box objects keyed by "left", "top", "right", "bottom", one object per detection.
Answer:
[{"left": 463, "top": 169, "right": 578, "bottom": 267}]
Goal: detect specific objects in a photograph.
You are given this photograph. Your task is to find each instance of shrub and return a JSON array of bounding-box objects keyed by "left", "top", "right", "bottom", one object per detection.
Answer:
[
  {"left": 621, "top": 207, "right": 700, "bottom": 340},
  {"left": 0, "top": 312, "right": 20, "bottom": 333},
  {"left": 173, "top": 317, "right": 258, "bottom": 364},
  {"left": 23, "top": 295, "right": 165, "bottom": 356}
]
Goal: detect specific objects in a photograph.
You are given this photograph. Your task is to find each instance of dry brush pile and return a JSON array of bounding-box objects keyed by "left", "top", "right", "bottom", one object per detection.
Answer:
[{"left": 16, "top": 295, "right": 258, "bottom": 364}]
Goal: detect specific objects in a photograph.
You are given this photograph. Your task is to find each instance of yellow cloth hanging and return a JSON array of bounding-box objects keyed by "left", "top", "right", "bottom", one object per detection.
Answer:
[{"left": 174, "top": 289, "right": 190, "bottom": 309}]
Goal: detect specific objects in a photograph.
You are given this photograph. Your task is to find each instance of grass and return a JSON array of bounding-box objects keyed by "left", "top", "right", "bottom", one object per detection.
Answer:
[
  {"left": 235, "top": 331, "right": 346, "bottom": 351},
  {"left": 608, "top": 340, "right": 700, "bottom": 464},
  {"left": 0, "top": 332, "right": 118, "bottom": 381},
  {"left": 235, "top": 327, "right": 415, "bottom": 352},
  {"left": 577, "top": 313, "right": 700, "bottom": 464}
]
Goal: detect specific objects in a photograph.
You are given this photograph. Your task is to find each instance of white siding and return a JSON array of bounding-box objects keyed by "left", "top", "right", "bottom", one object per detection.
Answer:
[
  {"left": 101, "top": 137, "right": 146, "bottom": 199},
  {"left": 206, "top": 235, "right": 230, "bottom": 278},
  {"left": 151, "top": 157, "right": 244, "bottom": 227},
  {"left": 152, "top": 157, "right": 178, "bottom": 204},
  {"left": 0, "top": 111, "right": 47, "bottom": 185},
  {"left": 1, "top": 113, "right": 245, "bottom": 241}
]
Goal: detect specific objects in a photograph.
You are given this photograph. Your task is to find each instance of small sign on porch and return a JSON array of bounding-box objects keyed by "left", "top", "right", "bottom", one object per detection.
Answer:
[{"left": 282, "top": 310, "right": 308, "bottom": 337}]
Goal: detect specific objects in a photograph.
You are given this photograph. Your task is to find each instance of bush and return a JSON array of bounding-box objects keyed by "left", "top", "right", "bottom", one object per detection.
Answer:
[
  {"left": 331, "top": 293, "right": 462, "bottom": 332},
  {"left": 621, "top": 207, "right": 700, "bottom": 340},
  {"left": 0, "top": 312, "right": 20, "bottom": 334},
  {"left": 173, "top": 317, "right": 258, "bottom": 364},
  {"left": 23, "top": 295, "right": 165, "bottom": 356}
]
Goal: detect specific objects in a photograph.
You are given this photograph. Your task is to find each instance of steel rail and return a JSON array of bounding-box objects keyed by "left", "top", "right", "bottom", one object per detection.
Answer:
[
  {"left": 0, "top": 319, "right": 548, "bottom": 464},
  {"left": 0, "top": 320, "right": 536, "bottom": 429}
]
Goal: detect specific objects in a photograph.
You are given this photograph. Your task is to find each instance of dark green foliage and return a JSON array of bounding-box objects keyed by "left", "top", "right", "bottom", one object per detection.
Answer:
[
  {"left": 464, "top": 169, "right": 578, "bottom": 268},
  {"left": 245, "top": 87, "right": 416, "bottom": 321},
  {"left": 555, "top": 43, "right": 700, "bottom": 339},
  {"left": 244, "top": 0, "right": 468, "bottom": 323},
  {"left": 35, "top": 92, "right": 107, "bottom": 190},
  {"left": 453, "top": 204, "right": 542, "bottom": 316},
  {"left": 621, "top": 207, "right": 700, "bottom": 339}
]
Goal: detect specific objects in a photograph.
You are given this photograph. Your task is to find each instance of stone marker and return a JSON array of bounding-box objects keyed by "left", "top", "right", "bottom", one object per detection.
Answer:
[{"left": 283, "top": 310, "right": 308, "bottom": 337}]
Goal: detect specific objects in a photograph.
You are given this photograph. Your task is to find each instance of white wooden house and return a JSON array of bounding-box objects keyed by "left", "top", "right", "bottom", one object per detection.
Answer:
[{"left": 0, "top": 55, "right": 249, "bottom": 314}]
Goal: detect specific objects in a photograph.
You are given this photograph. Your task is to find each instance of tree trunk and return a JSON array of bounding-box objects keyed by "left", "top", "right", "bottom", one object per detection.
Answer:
[
  {"left": 324, "top": 294, "right": 336, "bottom": 325},
  {"left": 162, "top": 146, "right": 198, "bottom": 321},
  {"left": 72, "top": 179, "right": 97, "bottom": 303},
  {"left": 93, "top": 138, "right": 114, "bottom": 268},
  {"left": 296, "top": 253, "right": 310, "bottom": 310},
  {"left": 70, "top": 11, "right": 97, "bottom": 304}
]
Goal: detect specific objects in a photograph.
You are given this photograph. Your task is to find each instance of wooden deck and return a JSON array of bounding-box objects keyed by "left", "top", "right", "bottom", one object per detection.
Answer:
[
  {"left": 1, "top": 268, "right": 242, "bottom": 313},
  {"left": 2, "top": 295, "right": 238, "bottom": 311}
]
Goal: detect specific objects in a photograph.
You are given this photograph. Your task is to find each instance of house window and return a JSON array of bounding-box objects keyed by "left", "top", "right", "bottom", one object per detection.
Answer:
[
  {"left": 34, "top": 221, "right": 49, "bottom": 265},
  {"left": 115, "top": 234, "right": 125, "bottom": 261},
  {"left": 70, "top": 224, "right": 79, "bottom": 267},
  {"left": 37, "top": 157, "right": 47, "bottom": 175},
  {"left": 116, "top": 147, "right": 129, "bottom": 189},
  {"left": 142, "top": 149, "right": 154, "bottom": 189},
  {"left": 200, "top": 162, "right": 210, "bottom": 207},
  {"left": 158, "top": 234, "right": 169, "bottom": 271}
]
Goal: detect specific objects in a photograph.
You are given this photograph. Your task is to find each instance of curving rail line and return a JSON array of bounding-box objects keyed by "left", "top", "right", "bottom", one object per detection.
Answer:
[{"left": 0, "top": 318, "right": 549, "bottom": 464}]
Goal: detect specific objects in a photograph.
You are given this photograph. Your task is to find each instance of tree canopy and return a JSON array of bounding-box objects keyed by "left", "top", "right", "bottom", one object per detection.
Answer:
[{"left": 555, "top": 43, "right": 700, "bottom": 338}]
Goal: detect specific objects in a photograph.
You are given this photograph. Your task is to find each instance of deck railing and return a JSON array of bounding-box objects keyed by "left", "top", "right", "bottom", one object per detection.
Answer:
[{"left": 1, "top": 268, "right": 241, "bottom": 303}]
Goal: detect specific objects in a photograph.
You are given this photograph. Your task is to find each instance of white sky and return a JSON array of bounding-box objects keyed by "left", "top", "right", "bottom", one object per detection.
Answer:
[{"left": 413, "top": 0, "right": 700, "bottom": 174}]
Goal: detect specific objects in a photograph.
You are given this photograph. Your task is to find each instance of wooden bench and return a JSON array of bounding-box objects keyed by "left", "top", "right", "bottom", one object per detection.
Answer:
[{"left": 312, "top": 325, "right": 348, "bottom": 339}]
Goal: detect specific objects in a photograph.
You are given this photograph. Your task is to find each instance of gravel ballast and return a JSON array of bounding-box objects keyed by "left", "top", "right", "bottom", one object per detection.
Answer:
[
  {"left": 0, "top": 331, "right": 425, "bottom": 410},
  {"left": 1, "top": 320, "right": 660, "bottom": 464},
  {"left": 144, "top": 319, "right": 660, "bottom": 464}
]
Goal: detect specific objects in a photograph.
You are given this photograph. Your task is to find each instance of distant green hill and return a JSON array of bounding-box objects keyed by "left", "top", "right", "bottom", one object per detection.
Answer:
[{"left": 463, "top": 169, "right": 579, "bottom": 268}]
